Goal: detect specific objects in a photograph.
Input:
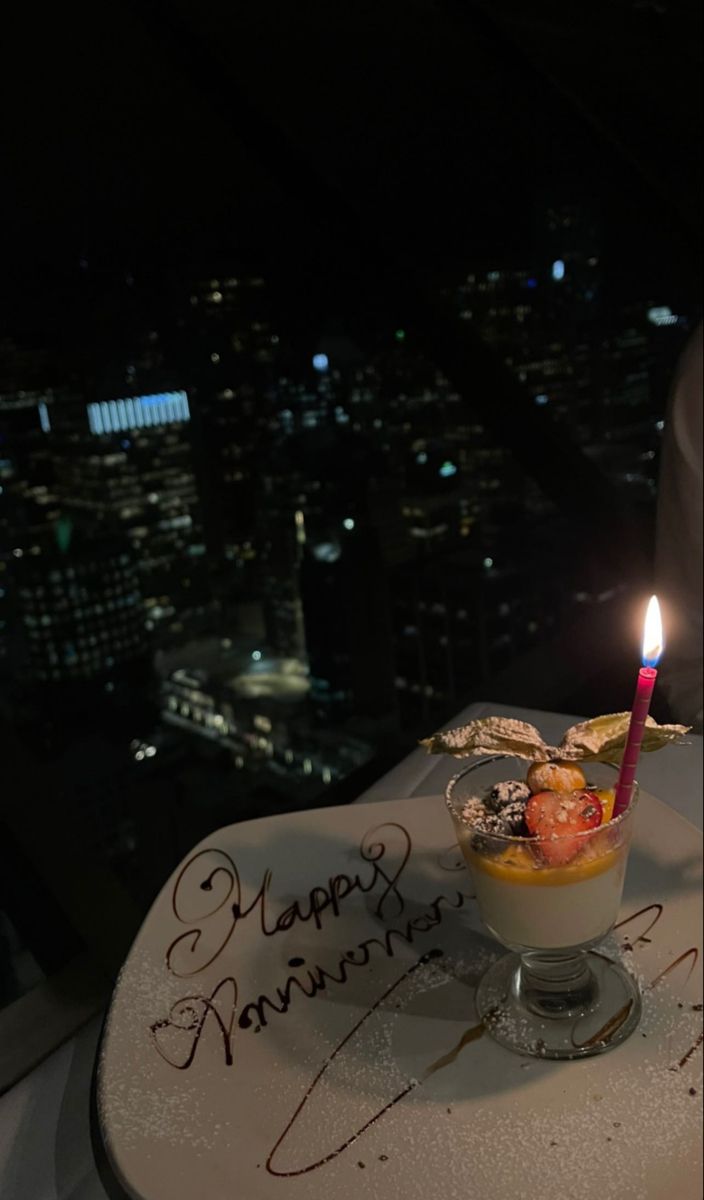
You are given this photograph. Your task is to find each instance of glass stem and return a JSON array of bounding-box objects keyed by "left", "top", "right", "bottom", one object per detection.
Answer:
[{"left": 518, "top": 950, "right": 596, "bottom": 1018}]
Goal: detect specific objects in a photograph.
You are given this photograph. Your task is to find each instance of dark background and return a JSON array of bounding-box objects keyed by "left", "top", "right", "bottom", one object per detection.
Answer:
[{"left": 3, "top": 0, "right": 701, "bottom": 334}]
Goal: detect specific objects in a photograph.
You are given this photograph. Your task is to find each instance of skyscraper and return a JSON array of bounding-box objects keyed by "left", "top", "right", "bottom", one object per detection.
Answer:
[
  {"left": 0, "top": 383, "right": 67, "bottom": 671},
  {"left": 170, "top": 270, "right": 281, "bottom": 575},
  {"left": 301, "top": 520, "right": 396, "bottom": 722},
  {"left": 538, "top": 199, "right": 602, "bottom": 325},
  {"left": 14, "top": 528, "right": 146, "bottom": 687},
  {"left": 52, "top": 391, "right": 212, "bottom": 645}
]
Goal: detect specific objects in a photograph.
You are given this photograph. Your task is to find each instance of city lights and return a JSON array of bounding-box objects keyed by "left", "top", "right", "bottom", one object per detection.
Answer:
[
  {"left": 0, "top": 191, "right": 688, "bottom": 884},
  {"left": 87, "top": 391, "right": 190, "bottom": 435},
  {"left": 38, "top": 401, "right": 51, "bottom": 432},
  {"left": 647, "top": 306, "right": 678, "bottom": 327}
]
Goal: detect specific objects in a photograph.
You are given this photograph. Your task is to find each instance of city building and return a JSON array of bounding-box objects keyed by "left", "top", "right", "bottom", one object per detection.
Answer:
[
  {"left": 0, "top": 384, "right": 73, "bottom": 670},
  {"left": 159, "top": 649, "right": 374, "bottom": 800},
  {"left": 13, "top": 527, "right": 146, "bottom": 686},
  {"left": 51, "top": 390, "right": 213, "bottom": 646},
  {"left": 169, "top": 270, "right": 282, "bottom": 577},
  {"left": 449, "top": 201, "right": 691, "bottom": 506}
]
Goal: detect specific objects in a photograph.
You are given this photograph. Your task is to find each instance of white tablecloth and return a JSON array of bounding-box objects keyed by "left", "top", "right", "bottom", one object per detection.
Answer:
[{"left": 1, "top": 703, "right": 700, "bottom": 1200}]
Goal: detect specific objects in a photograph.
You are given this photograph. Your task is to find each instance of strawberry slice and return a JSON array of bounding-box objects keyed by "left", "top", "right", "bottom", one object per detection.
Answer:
[{"left": 524, "top": 789, "right": 603, "bottom": 866}]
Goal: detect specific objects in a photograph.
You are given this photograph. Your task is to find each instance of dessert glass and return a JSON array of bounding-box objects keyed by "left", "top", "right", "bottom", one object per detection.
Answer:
[{"left": 446, "top": 755, "right": 641, "bottom": 1059}]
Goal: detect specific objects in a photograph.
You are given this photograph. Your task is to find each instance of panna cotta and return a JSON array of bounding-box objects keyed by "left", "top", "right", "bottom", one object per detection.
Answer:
[
  {"left": 460, "top": 834, "right": 628, "bottom": 950},
  {"left": 446, "top": 763, "right": 633, "bottom": 952}
]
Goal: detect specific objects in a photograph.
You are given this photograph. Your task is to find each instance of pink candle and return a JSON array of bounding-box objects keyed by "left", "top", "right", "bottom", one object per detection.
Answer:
[{"left": 613, "top": 596, "right": 664, "bottom": 818}]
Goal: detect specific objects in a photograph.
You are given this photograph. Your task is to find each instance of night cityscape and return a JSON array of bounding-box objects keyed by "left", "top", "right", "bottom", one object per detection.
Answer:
[{"left": 0, "top": 0, "right": 701, "bottom": 1045}]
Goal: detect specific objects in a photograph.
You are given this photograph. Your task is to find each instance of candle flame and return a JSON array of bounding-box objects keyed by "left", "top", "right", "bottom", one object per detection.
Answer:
[{"left": 642, "top": 595, "right": 663, "bottom": 667}]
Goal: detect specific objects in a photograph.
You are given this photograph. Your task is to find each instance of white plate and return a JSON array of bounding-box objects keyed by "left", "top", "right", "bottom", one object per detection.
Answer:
[{"left": 97, "top": 790, "right": 703, "bottom": 1200}]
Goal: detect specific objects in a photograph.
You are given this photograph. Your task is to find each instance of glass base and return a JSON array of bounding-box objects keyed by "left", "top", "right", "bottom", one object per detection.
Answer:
[{"left": 476, "top": 949, "right": 642, "bottom": 1059}]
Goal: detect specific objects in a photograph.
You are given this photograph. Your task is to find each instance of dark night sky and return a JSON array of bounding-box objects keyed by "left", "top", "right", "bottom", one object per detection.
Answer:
[{"left": 2, "top": 0, "right": 701, "bottom": 345}]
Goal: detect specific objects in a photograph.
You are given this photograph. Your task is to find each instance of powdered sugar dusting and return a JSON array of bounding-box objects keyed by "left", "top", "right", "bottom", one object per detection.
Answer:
[
  {"left": 98, "top": 950, "right": 229, "bottom": 1151},
  {"left": 341, "top": 951, "right": 702, "bottom": 1200}
]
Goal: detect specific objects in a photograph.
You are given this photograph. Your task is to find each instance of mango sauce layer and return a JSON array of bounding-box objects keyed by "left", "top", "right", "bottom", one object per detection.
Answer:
[{"left": 465, "top": 840, "right": 626, "bottom": 887}]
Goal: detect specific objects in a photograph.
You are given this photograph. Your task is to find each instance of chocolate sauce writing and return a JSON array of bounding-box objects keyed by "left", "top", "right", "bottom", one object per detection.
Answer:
[
  {"left": 148, "top": 850, "right": 701, "bottom": 1179},
  {"left": 166, "top": 822, "right": 413, "bottom": 979},
  {"left": 151, "top": 822, "right": 472, "bottom": 1067}
]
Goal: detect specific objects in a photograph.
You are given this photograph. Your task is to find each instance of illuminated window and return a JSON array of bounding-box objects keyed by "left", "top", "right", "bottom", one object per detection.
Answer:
[
  {"left": 87, "top": 391, "right": 189, "bottom": 435},
  {"left": 647, "top": 306, "right": 677, "bottom": 327}
]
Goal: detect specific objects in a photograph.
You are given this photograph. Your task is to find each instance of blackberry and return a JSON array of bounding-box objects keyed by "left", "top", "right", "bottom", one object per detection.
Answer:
[
  {"left": 480, "top": 812, "right": 509, "bottom": 835},
  {"left": 469, "top": 811, "right": 514, "bottom": 853},
  {"left": 487, "top": 780, "right": 531, "bottom": 813},
  {"left": 500, "top": 799, "right": 529, "bottom": 835}
]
